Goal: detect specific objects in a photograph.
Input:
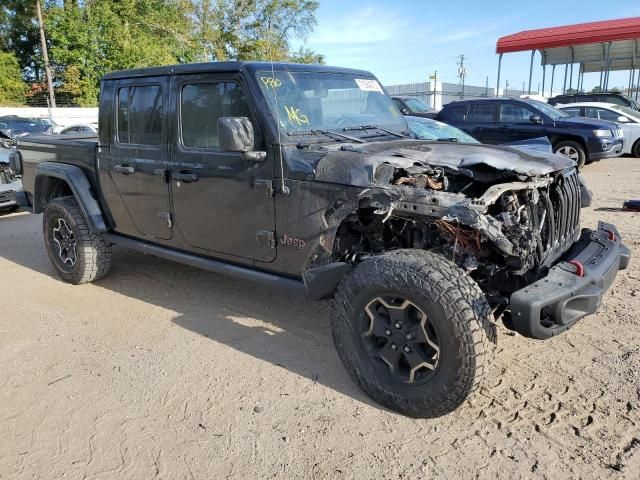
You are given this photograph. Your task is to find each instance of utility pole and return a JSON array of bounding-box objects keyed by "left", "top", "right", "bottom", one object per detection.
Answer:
[
  {"left": 505, "top": 79, "right": 509, "bottom": 97},
  {"left": 429, "top": 70, "right": 438, "bottom": 109},
  {"left": 36, "top": 0, "right": 56, "bottom": 108},
  {"left": 457, "top": 54, "right": 467, "bottom": 99},
  {"left": 485, "top": 76, "right": 489, "bottom": 97}
]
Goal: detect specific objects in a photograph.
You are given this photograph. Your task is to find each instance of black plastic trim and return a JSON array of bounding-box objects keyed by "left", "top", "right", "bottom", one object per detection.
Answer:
[
  {"left": 509, "top": 222, "right": 630, "bottom": 340},
  {"left": 34, "top": 162, "right": 107, "bottom": 232},
  {"left": 302, "top": 262, "right": 353, "bottom": 300}
]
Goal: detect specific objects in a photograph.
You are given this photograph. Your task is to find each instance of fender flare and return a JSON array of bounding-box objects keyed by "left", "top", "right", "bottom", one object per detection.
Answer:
[{"left": 34, "top": 162, "right": 108, "bottom": 233}]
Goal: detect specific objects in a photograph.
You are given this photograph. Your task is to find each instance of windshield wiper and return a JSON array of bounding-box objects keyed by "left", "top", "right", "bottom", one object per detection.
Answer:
[
  {"left": 436, "top": 137, "right": 459, "bottom": 142},
  {"left": 342, "top": 124, "right": 407, "bottom": 138},
  {"left": 289, "top": 129, "right": 365, "bottom": 143}
]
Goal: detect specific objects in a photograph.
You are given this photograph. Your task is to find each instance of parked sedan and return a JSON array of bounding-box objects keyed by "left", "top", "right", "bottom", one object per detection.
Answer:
[
  {"left": 406, "top": 116, "right": 479, "bottom": 143},
  {"left": 557, "top": 103, "right": 640, "bottom": 157},
  {"left": 59, "top": 124, "right": 98, "bottom": 135},
  {"left": 392, "top": 96, "right": 438, "bottom": 119},
  {"left": 437, "top": 98, "right": 624, "bottom": 168},
  {"left": 0, "top": 116, "right": 55, "bottom": 137}
]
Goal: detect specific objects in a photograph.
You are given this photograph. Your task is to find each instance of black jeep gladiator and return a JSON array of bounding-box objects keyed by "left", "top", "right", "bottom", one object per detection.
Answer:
[{"left": 12, "top": 62, "right": 630, "bottom": 418}]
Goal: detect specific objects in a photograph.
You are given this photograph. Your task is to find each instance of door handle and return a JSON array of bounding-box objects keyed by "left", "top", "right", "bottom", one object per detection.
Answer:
[
  {"left": 172, "top": 171, "right": 199, "bottom": 183},
  {"left": 113, "top": 164, "right": 135, "bottom": 175}
]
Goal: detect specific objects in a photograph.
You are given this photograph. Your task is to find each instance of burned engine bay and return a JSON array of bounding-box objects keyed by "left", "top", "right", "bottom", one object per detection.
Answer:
[{"left": 304, "top": 140, "right": 583, "bottom": 299}]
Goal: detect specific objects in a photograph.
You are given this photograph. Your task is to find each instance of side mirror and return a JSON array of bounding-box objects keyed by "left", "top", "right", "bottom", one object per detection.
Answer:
[
  {"left": 218, "top": 117, "right": 266, "bottom": 162},
  {"left": 529, "top": 114, "right": 543, "bottom": 124},
  {"left": 617, "top": 115, "right": 630, "bottom": 123},
  {"left": 401, "top": 108, "right": 410, "bottom": 115}
]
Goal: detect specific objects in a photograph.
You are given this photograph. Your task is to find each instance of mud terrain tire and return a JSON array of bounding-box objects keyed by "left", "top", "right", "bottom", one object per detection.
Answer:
[
  {"left": 331, "top": 249, "right": 496, "bottom": 418},
  {"left": 43, "top": 196, "right": 111, "bottom": 284}
]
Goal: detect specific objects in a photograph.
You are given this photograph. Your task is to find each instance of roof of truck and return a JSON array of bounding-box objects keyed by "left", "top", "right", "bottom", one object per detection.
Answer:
[{"left": 102, "top": 61, "right": 374, "bottom": 80}]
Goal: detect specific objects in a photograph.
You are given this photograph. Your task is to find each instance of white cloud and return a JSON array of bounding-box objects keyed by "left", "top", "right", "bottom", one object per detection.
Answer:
[
  {"left": 432, "top": 20, "right": 512, "bottom": 44},
  {"left": 308, "top": 7, "right": 412, "bottom": 45}
]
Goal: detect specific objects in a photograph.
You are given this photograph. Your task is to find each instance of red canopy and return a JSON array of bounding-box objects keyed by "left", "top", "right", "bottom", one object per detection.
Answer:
[{"left": 496, "top": 17, "right": 640, "bottom": 54}]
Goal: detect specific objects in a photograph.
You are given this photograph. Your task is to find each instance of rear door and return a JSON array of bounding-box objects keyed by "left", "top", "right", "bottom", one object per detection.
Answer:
[
  {"left": 498, "top": 102, "right": 546, "bottom": 142},
  {"left": 107, "top": 76, "right": 172, "bottom": 240},
  {"left": 467, "top": 103, "right": 499, "bottom": 143},
  {"left": 169, "top": 73, "right": 276, "bottom": 262}
]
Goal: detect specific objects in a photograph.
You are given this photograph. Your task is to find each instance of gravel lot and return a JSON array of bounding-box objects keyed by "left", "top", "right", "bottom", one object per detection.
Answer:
[{"left": 1, "top": 157, "right": 639, "bottom": 479}]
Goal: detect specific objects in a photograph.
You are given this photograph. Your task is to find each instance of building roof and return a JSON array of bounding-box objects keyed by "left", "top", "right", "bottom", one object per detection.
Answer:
[{"left": 496, "top": 17, "right": 640, "bottom": 54}]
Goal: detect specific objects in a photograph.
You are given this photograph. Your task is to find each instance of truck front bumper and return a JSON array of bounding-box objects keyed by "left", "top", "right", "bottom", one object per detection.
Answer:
[{"left": 509, "top": 222, "right": 630, "bottom": 339}]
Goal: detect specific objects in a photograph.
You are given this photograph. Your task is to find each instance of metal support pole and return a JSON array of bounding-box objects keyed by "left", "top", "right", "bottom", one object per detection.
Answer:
[
  {"left": 542, "top": 65, "right": 546, "bottom": 96},
  {"left": 630, "top": 68, "right": 636, "bottom": 97},
  {"left": 636, "top": 69, "right": 640, "bottom": 100},
  {"left": 496, "top": 53, "right": 503, "bottom": 98},
  {"left": 550, "top": 64, "right": 556, "bottom": 97},
  {"left": 579, "top": 65, "right": 585, "bottom": 92},
  {"left": 563, "top": 63, "right": 568, "bottom": 93},
  {"left": 604, "top": 41, "right": 612, "bottom": 90},
  {"left": 528, "top": 50, "right": 535, "bottom": 94},
  {"left": 568, "top": 47, "right": 574, "bottom": 91}
]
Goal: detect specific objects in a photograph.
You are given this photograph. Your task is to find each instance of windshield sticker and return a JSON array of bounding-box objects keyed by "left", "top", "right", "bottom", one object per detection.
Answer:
[
  {"left": 355, "top": 78, "right": 383, "bottom": 93},
  {"left": 260, "top": 76, "right": 282, "bottom": 89},
  {"left": 389, "top": 105, "right": 399, "bottom": 118},
  {"left": 284, "top": 106, "right": 309, "bottom": 126}
]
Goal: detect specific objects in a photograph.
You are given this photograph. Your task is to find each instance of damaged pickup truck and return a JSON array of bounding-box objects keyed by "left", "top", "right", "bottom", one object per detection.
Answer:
[{"left": 13, "top": 62, "right": 630, "bottom": 418}]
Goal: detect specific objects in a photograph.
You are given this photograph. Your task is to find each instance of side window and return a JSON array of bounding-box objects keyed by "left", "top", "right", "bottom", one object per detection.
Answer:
[
  {"left": 444, "top": 104, "right": 468, "bottom": 122},
  {"left": 584, "top": 107, "right": 599, "bottom": 119},
  {"left": 595, "top": 108, "right": 620, "bottom": 122},
  {"left": 180, "top": 82, "right": 251, "bottom": 149},
  {"left": 499, "top": 104, "right": 534, "bottom": 123},
  {"left": 393, "top": 98, "right": 405, "bottom": 110},
  {"left": 562, "top": 107, "right": 581, "bottom": 116},
  {"left": 471, "top": 103, "right": 497, "bottom": 122},
  {"left": 607, "top": 97, "right": 626, "bottom": 107},
  {"left": 117, "top": 85, "right": 163, "bottom": 145}
]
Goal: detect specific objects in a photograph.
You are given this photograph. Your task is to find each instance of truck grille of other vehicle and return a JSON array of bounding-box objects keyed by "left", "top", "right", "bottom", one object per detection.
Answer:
[{"left": 539, "top": 169, "right": 581, "bottom": 267}]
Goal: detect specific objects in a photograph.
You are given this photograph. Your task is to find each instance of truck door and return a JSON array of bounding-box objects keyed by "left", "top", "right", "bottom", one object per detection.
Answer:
[
  {"left": 107, "top": 76, "right": 172, "bottom": 240},
  {"left": 169, "top": 73, "right": 276, "bottom": 262}
]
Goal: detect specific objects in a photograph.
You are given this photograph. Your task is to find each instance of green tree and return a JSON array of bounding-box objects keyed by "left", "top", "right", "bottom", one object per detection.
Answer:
[
  {"left": 0, "top": 1, "right": 42, "bottom": 81},
  {"left": 0, "top": 50, "right": 28, "bottom": 105}
]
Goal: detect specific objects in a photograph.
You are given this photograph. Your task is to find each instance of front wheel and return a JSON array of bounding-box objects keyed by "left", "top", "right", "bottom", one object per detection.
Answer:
[
  {"left": 554, "top": 140, "right": 587, "bottom": 169},
  {"left": 43, "top": 196, "right": 112, "bottom": 284},
  {"left": 331, "top": 250, "right": 496, "bottom": 418}
]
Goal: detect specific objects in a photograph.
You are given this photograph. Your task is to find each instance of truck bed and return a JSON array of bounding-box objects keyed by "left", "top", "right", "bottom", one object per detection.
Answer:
[{"left": 18, "top": 134, "right": 99, "bottom": 201}]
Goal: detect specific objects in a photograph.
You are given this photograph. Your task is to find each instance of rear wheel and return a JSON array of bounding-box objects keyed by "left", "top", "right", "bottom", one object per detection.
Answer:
[
  {"left": 43, "top": 196, "right": 112, "bottom": 284},
  {"left": 554, "top": 140, "right": 586, "bottom": 169},
  {"left": 331, "top": 250, "right": 496, "bottom": 418},
  {"left": 632, "top": 139, "right": 640, "bottom": 158}
]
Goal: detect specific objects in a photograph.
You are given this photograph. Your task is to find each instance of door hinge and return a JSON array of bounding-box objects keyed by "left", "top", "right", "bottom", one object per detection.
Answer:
[
  {"left": 255, "top": 179, "right": 275, "bottom": 197},
  {"left": 256, "top": 230, "right": 276, "bottom": 249},
  {"left": 158, "top": 212, "right": 172, "bottom": 228}
]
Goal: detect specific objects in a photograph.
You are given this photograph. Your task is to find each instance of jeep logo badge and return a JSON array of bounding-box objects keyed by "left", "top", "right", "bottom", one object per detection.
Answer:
[{"left": 280, "top": 233, "right": 305, "bottom": 249}]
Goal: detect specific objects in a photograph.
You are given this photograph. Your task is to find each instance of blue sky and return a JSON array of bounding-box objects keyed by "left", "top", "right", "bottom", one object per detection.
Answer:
[{"left": 293, "top": 0, "right": 640, "bottom": 92}]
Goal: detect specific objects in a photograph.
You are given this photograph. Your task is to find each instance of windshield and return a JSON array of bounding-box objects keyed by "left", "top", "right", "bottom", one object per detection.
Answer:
[
  {"left": 403, "top": 97, "right": 431, "bottom": 113},
  {"left": 406, "top": 116, "right": 479, "bottom": 143},
  {"left": 524, "top": 100, "right": 570, "bottom": 120},
  {"left": 256, "top": 70, "right": 407, "bottom": 138}
]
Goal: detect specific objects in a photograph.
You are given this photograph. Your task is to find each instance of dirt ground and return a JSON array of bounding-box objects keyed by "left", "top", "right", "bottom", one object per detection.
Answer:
[{"left": 1, "top": 157, "right": 639, "bottom": 480}]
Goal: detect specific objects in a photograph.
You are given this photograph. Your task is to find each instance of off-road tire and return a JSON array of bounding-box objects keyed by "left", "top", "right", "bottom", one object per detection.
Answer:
[
  {"left": 554, "top": 140, "right": 587, "bottom": 169},
  {"left": 43, "top": 196, "right": 111, "bottom": 284},
  {"left": 632, "top": 139, "right": 640, "bottom": 158},
  {"left": 331, "top": 249, "right": 496, "bottom": 418}
]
